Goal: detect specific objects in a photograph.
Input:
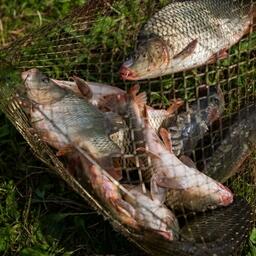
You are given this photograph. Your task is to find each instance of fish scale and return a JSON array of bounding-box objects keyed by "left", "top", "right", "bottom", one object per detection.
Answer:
[{"left": 120, "top": 0, "right": 254, "bottom": 80}]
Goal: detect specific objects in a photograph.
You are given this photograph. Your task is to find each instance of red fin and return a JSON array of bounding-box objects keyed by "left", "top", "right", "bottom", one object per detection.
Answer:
[
  {"left": 72, "top": 76, "right": 92, "bottom": 99},
  {"left": 173, "top": 39, "right": 198, "bottom": 60},
  {"left": 56, "top": 144, "right": 74, "bottom": 156},
  {"left": 179, "top": 155, "right": 197, "bottom": 169},
  {"left": 207, "top": 48, "right": 228, "bottom": 64},
  {"left": 159, "top": 128, "right": 172, "bottom": 152},
  {"left": 166, "top": 98, "right": 184, "bottom": 114},
  {"left": 128, "top": 84, "right": 140, "bottom": 97}
]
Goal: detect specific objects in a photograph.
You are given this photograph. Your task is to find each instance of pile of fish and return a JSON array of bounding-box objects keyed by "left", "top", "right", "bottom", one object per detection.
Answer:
[
  {"left": 18, "top": 0, "right": 256, "bottom": 254},
  {"left": 21, "top": 67, "right": 237, "bottom": 241}
]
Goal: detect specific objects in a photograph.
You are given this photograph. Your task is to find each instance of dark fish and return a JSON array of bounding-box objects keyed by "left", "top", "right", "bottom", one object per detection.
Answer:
[
  {"left": 163, "top": 85, "right": 225, "bottom": 156},
  {"left": 131, "top": 197, "right": 253, "bottom": 256},
  {"left": 120, "top": 0, "right": 255, "bottom": 80},
  {"left": 204, "top": 104, "right": 256, "bottom": 182}
]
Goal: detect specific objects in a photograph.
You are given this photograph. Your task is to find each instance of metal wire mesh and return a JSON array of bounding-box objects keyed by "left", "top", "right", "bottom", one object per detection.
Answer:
[{"left": 0, "top": 0, "right": 256, "bottom": 255}]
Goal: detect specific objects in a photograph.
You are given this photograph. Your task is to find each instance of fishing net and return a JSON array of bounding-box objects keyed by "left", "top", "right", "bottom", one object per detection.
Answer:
[{"left": 0, "top": 0, "right": 256, "bottom": 255}]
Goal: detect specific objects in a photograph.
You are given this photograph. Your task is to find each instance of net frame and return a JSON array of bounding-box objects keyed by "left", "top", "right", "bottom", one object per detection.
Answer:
[{"left": 0, "top": 0, "right": 256, "bottom": 255}]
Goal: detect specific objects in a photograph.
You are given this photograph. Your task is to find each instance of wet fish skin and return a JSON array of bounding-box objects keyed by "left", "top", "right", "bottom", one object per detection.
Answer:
[
  {"left": 120, "top": 0, "right": 254, "bottom": 80},
  {"left": 123, "top": 185, "right": 180, "bottom": 241},
  {"left": 204, "top": 104, "right": 256, "bottom": 183},
  {"left": 51, "top": 76, "right": 125, "bottom": 107},
  {"left": 163, "top": 85, "right": 224, "bottom": 156},
  {"left": 21, "top": 68, "right": 122, "bottom": 180},
  {"left": 141, "top": 109, "right": 233, "bottom": 211}
]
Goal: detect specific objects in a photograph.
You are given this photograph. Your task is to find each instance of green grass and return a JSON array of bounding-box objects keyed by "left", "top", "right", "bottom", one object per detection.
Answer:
[{"left": 0, "top": 0, "right": 256, "bottom": 255}]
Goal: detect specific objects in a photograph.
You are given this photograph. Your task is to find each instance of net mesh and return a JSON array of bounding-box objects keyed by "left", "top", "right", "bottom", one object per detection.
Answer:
[{"left": 0, "top": 0, "right": 256, "bottom": 255}]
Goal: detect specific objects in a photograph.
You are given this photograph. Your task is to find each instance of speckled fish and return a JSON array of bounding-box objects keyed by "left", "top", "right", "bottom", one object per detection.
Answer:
[
  {"left": 21, "top": 68, "right": 122, "bottom": 180},
  {"left": 140, "top": 109, "right": 233, "bottom": 211},
  {"left": 204, "top": 104, "right": 256, "bottom": 183},
  {"left": 123, "top": 185, "right": 180, "bottom": 241},
  {"left": 163, "top": 85, "right": 224, "bottom": 156},
  {"left": 120, "top": 0, "right": 255, "bottom": 80},
  {"left": 51, "top": 76, "right": 125, "bottom": 108}
]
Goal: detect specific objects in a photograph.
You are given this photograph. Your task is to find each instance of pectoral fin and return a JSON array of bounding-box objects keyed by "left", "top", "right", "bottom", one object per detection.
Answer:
[
  {"left": 159, "top": 128, "right": 173, "bottom": 152},
  {"left": 173, "top": 39, "right": 198, "bottom": 60},
  {"left": 179, "top": 155, "right": 197, "bottom": 169},
  {"left": 155, "top": 175, "right": 186, "bottom": 190},
  {"left": 72, "top": 76, "right": 93, "bottom": 99}
]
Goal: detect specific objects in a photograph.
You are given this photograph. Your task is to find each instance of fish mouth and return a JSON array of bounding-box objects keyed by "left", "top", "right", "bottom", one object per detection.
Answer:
[
  {"left": 119, "top": 65, "right": 139, "bottom": 81},
  {"left": 21, "top": 68, "right": 38, "bottom": 81},
  {"left": 219, "top": 184, "right": 234, "bottom": 206}
]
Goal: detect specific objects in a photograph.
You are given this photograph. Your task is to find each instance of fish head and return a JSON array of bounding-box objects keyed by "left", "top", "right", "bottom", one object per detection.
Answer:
[
  {"left": 196, "top": 183, "right": 234, "bottom": 211},
  {"left": 21, "top": 68, "right": 66, "bottom": 104},
  {"left": 120, "top": 36, "right": 170, "bottom": 80}
]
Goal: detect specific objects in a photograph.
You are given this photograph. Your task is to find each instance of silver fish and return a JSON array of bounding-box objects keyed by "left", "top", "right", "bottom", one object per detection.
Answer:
[
  {"left": 123, "top": 185, "right": 180, "bottom": 241},
  {"left": 141, "top": 107, "right": 233, "bottom": 212},
  {"left": 21, "top": 68, "right": 122, "bottom": 180},
  {"left": 120, "top": 0, "right": 255, "bottom": 80}
]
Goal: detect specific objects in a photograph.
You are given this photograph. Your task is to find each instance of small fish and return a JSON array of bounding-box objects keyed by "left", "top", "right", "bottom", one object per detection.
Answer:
[
  {"left": 204, "top": 104, "right": 256, "bottom": 183},
  {"left": 123, "top": 185, "right": 180, "bottom": 241},
  {"left": 21, "top": 68, "right": 122, "bottom": 180},
  {"left": 140, "top": 108, "right": 233, "bottom": 212},
  {"left": 51, "top": 76, "right": 125, "bottom": 108},
  {"left": 163, "top": 85, "right": 224, "bottom": 156},
  {"left": 120, "top": 0, "right": 255, "bottom": 80}
]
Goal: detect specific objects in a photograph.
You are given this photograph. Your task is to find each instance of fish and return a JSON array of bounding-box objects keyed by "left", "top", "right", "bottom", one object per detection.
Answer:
[
  {"left": 204, "top": 104, "right": 256, "bottom": 183},
  {"left": 120, "top": 0, "right": 255, "bottom": 80},
  {"left": 162, "top": 85, "right": 224, "bottom": 156},
  {"left": 77, "top": 153, "right": 138, "bottom": 228},
  {"left": 21, "top": 68, "right": 122, "bottom": 180},
  {"left": 123, "top": 185, "right": 180, "bottom": 241},
  {"left": 140, "top": 107, "right": 233, "bottom": 212},
  {"left": 51, "top": 76, "right": 125, "bottom": 108}
]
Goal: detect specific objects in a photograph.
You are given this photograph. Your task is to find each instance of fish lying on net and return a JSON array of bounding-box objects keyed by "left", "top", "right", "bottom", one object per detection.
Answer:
[
  {"left": 120, "top": 0, "right": 255, "bottom": 80},
  {"left": 21, "top": 68, "right": 122, "bottom": 180},
  {"left": 141, "top": 115, "right": 233, "bottom": 212},
  {"left": 162, "top": 85, "right": 225, "bottom": 156},
  {"left": 204, "top": 104, "right": 256, "bottom": 183}
]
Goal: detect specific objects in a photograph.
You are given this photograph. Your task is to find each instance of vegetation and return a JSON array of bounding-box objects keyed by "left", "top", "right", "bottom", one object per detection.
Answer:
[{"left": 0, "top": 0, "right": 255, "bottom": 255}]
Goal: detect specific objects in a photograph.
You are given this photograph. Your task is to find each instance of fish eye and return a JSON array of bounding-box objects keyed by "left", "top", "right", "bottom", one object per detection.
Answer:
[{"left": 42, "top": 77, "right": 49, "bottom": 83}]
